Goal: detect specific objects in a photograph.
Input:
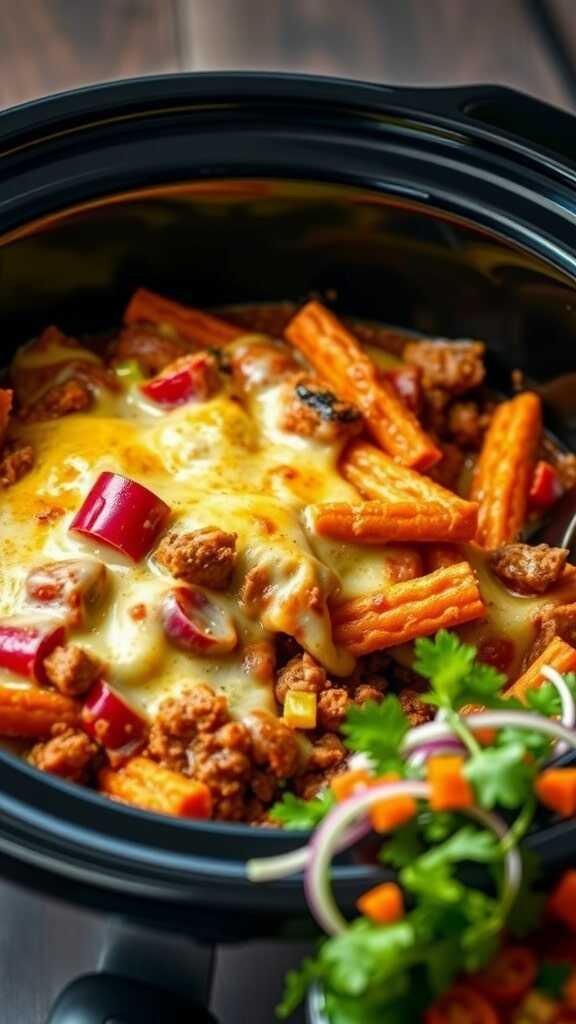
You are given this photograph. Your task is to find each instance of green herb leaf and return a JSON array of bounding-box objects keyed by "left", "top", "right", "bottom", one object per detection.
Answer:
[
  {"left": 341, "top": 697, "right": 408, "bottom": 773},
  {"left": 507, "top": 850, "right": 546, "bottom": 938},
  {"left": 277, "top": 958, "right": 319, "bottom": 1018},
  {"left": 268, "top": 790, "right": 335, "bottom": 830},
  {"left": 414, "top": 631, "right": 477, "bottom": 705},
  {"left": 536, "top": 961, "right": 572, "bottom": 999},
  {"left": 379, "top": 819, "right": 424, "bottom": 869},
  {"left": 464, "top": 743, "right": 535, "bottom": 809}
]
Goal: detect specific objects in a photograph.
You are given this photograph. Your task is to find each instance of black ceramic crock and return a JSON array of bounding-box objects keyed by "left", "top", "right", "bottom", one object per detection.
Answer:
[{"left": 2, "top": 72, "right": 576, "bottom": 965}]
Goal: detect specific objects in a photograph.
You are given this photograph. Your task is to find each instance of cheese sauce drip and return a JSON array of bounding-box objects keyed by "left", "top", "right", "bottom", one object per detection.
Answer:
[{"left": 0, "top": 331, "right": 416, "bottom": 720}]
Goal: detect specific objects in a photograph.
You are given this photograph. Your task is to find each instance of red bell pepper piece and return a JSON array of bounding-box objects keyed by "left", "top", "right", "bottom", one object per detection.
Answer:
[
  {"left": 0, "top": 621, "right": 66, "bottom": 684},
  {"left": 82, "top": 679, "right": 147, "bottom": 753},
  {"left": 384, "top": 365, "right": 422, "bottom": 414},
  {"left": 140, "top": 352, "right": 219, "bottom": 409},
  {"left": 529, "top": 460, "right": 563, "bottom": 510},
  {"left": 70, "top": 472, "right": 170, "bottom": 562},
  {"left": 161, "top": 586, "right": 237, "bottom": 655}
]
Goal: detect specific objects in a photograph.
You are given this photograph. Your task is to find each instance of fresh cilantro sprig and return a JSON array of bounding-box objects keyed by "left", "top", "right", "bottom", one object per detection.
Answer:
[
  {"left": 269, "top": 790, "right": 335, "bottom": 830},
  {"left": 341, "top": 696, "right": 408, "bottom": 774}
]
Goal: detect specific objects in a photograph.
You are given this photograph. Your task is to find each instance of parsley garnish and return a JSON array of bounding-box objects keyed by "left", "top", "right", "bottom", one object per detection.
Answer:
[{"left": 341, "top": 697, "right": 408, "bottom": 774}]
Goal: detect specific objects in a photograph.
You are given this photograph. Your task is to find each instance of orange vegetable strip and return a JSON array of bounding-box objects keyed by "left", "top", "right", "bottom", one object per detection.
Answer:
[
  {"left": 470, "top": 392, "right": 541, "bottom": 548},
  {"left": 99, "top": 756, "right": 213, "bottom": 819},
  {"left": 370, "top": 772, "right": 417, "bottom": 833},
  {"left": 423, "top": 543, "right": 465, "bottom": 573},
  {"left": 427, "top": 754, "right": 474, "bottom": 811},
  {"left": 536, "top": 768, "right": 576, "bottom": 817},
  {"left": 308, "top": 498, "right": 477, "bottom": 544},
  {"left": 0, "top": 389, "right": 12, "bottom": 446},
  {"left": 548, "top": 870, "right": 576, "bottom": 931},
  {"left": 332, "top": 562, "right": 485, "bottom": 655},
  {"left": 330, "top": 769, "right": 372, "bottom": 802},
  {"left": 0, "top": 685, "right": 79, "bottom": 738},
  {"left": 342, "top": 440, "right": 470, "bottom": 508},
  {"left": 357, "top": 881, "right": 404, "bottom": 924},
  {"left": 124, "top": 288, "right": 241, "bottom": 348},
  {"left": 285, "top": 302, "right": 441, "bottom": 470},
  {"left": 505, "top": 637, "right": 576, "bottom": 703}
]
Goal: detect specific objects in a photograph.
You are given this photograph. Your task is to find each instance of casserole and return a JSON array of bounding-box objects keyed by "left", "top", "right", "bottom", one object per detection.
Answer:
[{"left": 2, "top": 73, "right": 576, "bottom": 1012}]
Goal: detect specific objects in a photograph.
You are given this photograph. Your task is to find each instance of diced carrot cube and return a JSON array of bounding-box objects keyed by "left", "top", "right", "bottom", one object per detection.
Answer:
[{"left": 357, "top": 881, "right": 404, "bottom": 924}]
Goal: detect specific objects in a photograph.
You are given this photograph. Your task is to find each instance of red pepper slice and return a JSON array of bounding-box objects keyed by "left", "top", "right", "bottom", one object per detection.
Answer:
[
  {"left": 70, "top": 472, "right": 170, "bottom": 562},
  {"left": 529, "top": 460, "right": 563, "bottom": 510},
  {"left": 82, "top": 680, "right": 147, "bottom": 752},
  {"left": 140, "top": 352, "right": 219, "bottom": 408},
  {"left": 0, "top": 621, "right": 66, "bottom": 684},
  {"left": 384, "top": 365, "right": 422, "bottom": 414},
  {"left": 161, "top": 586, "right": 237, "bottom": 655}
]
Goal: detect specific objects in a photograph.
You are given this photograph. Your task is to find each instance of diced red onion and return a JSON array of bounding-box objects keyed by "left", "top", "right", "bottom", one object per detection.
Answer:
[
  {"left": 0, "top": 620, "right": 66, "bottom": 684},
  {"left": 70, "top": 472, "right": 170, "bottom": 562},
  {"left": 81, "top": 679, "right": 147, "bottom": 752},
  {"left": 161, "top": 586, "right": 237, "bottom": 655},
  {"left": 303, "top": 782, "right": 521, "bottom": 937}
]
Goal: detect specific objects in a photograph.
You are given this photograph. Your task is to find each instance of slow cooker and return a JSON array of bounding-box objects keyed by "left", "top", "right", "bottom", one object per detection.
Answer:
[{"left": 2, "top": 71, "right": 576, "bottom": 1021}]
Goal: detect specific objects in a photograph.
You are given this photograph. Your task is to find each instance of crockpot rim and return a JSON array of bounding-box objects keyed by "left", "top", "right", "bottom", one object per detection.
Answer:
[{"left": 1, "top": 71, "right": 576, "bottom": 905}]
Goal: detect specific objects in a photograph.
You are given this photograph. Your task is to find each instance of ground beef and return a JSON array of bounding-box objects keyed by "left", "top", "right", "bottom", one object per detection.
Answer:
[
  {"left": 153, "top": 684, "right": 229, "bottom": 743},
  {"left": 26, "top": 558, "right": 108, "bottom": 627},
  {"left": 529, "top": 602, "right": 576, "bottom": 663},
  {"left": 0, "top": 442, "right": 34, "bottom": 487},
  {"left": 111, "top": 322, "right": 191, "bottom": 375},
  {"left": 278, "top": 375, "right": 362, "bottom": 443},
  {"left": 274, "top": 652, "right": 328, "bottom": 704},
  {"left": 243, "top": 709, "right": 299, "bottom": 778},
  {"left": 43, "top": 644, "right": 101, "bottom": 696},
  {"left": 353, "top": 684, "right": 384, "bottom": 705},
  {"left": 448, "top": 400, "right": 491, "bottom": 449},
  {"left": 192, "top": 722, "right": 253, "bottom": 821},
  {"left": 20, "top": 378, "right": 92, "bottom": 421},
  {"left": 489, "top": 543, "right": 568, "bottom": 596},
  {"left": 317, "top": 688, "right": 351, "bottom": 732},
  {"left": 154, "top": 527, "right": 237, "bottom": 590},
  {"left": 294, "top": 733, "right": 348, "bottom": 801},
  {"left": 29, "top": 727, "right": 99, "bottom": 783},
  {"left": 403, "top": 339, "right": 485, "bottom": 395},
  {"left": 239, "top": 566, "right": 271, "bottom": 615},
  {"left": 250, "top": 769, "right": 279, "bottom": 804},
  {"left": 398, "top": 688, "right": 435, "bottom": 726}
]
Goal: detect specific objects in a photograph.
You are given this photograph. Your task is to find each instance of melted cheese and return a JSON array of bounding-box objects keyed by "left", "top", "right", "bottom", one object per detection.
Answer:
[{"left": 0, "top": 333, "right": 417, "bottom": 721}]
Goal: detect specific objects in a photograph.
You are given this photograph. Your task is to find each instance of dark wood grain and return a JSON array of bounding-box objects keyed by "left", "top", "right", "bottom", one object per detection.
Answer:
[
  {"left": 0, "top": 0, "right": 180, "bottom": 110},
  {"left": 180, "top": 0, "right": 569, "bottom": 106}
]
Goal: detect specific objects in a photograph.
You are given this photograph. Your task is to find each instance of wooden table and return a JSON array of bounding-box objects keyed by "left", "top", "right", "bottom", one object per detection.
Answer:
[{"left": 2, "top": 0, "right": 576, "bottom": 112}]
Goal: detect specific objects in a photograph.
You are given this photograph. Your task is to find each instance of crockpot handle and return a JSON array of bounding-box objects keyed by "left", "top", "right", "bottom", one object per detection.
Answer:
[
  {"left": 387, "top": 83, "right": 576, "bottom": 166},
  {"left": 46, "top": 973, "right": 217, "bottom": 1024}
]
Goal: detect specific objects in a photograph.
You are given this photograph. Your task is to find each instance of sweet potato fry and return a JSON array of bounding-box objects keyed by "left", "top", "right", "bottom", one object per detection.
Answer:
[
  {"left": 0, "top": 685, "right": 79, "bottom": 737},
  {"left": 505, "top": 636, "right": 576, "bottom": 703},
  {"left": 99, "top": 756, "right": 213, "bottom": 818},
  {"left": 307, "top": 498, "right": 478, "bottom": 544},
  {"left": 285, "top": 302, "right": 441, "bottom": 470},
  {"left": 332, "top": 562, "right": 485, "bottom": 654},
  {"left": 124, "top": 288, "right": 241, "bottom": 348},
  {"left": 342, "top": 441, "right": 464, "bottom": 504},
  {"left": 470, "top": 392, "right": 541, "bottom": 548}
]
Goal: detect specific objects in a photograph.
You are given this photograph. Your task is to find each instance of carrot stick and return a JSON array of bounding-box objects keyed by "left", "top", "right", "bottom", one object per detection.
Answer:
[
  {"left": 332, "top": 562, "right": 485, "bottom": 655},
  {"left": 308, "top": 498, "right": 478, "bottom": 544},
  {"left": 0, "top": 686, "right": 79, "bottom": 737},
  {"left": 342, "top": 440, "right": 469, "bottom": 508},
  {"left": 99, "top": 756, "right": 213, "bottom": 818},
  {"left": 124, "top": 288, "right": 241, "bottom": 348},
  {"left": 470, "top": 392, "right": 541, "bottom": 548},
  {"left": 285, "top": 302, "right": 441, "bottom": 470},
  {"left": 0, "top": 389, "right": 12, "bottom": 446},
  {"left": 505, "top": 636, "right": 576, "bottom": 703}
]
